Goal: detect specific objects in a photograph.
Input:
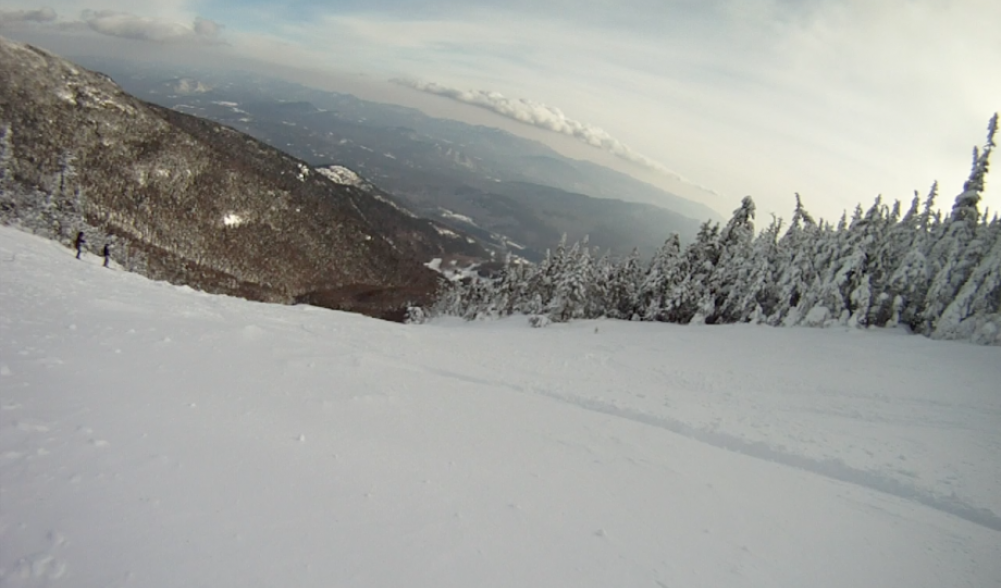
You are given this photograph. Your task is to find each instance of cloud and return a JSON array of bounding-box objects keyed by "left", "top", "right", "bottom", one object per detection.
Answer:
[
  {"left": 0, "top": 7, "right": 58, "bottom": 23},
  {"left": 193, "top": 16, "right": 222, "bottom": 38},
  {"left": 281, "top": 2, "right": 996, "bottom": 218},
  {"left": 3, "top": 0, "right": 996, "bottom": 219},
  {"left": 393, "top": 78, "right": 690, "bottom": 180},
  {"left": 81, "top": 10, "right": 223, "bottom": 43}
]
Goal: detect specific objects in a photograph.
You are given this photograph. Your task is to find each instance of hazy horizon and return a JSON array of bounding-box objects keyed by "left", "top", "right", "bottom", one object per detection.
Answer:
[{"left": 2, "top": 1, "right": 998, "bottom": 223}]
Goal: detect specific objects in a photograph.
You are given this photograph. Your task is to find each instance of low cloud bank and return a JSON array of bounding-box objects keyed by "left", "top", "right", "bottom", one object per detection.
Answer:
[
  {"left": 393, "top": 78, "right": 682, "bottom": 178},
  {"left": 0, "top": 7, "right": 57, "bottom": 23},
  {"left": 0, "top": 7, "right": 223, "bottom": 45},
  {"left": 82, "top": 11, "right": 223, "bottom": 43}
]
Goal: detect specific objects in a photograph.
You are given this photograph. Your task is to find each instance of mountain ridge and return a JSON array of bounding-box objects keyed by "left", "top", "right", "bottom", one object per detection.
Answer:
[
  {"left": 66, "top": 58, "right": 717, "bottom": 259},
  {"left": 0, "top": 36, "right": 486, "bottom": 319}
]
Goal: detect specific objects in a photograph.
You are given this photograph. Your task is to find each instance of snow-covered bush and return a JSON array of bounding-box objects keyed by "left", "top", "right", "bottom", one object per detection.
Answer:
[
  {"left": 404, "top": 305, "right": 428, "bottom": 325},
  {"left": 528, "top": 315, "right": 551, "bottom": 328}
]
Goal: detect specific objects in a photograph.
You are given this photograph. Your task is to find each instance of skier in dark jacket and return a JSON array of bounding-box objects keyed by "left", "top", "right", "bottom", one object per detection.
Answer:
[
  {"left": 102, "top": 243, "right": 111, "bottom": 268},
  {"left": 74, "top": 232, "right": 85, "bottom": 259}
]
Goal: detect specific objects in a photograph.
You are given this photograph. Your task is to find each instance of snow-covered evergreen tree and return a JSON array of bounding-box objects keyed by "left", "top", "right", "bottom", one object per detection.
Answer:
[
  {"left": 933, "top": 218, "right": 1001, "bottom": 343},
  {"left": 952, "top": 113, "right": 997, "bottom": 225},
  {"left": 736, "top": 214, "right": 782, "bottom": 323},
  {"left": 547, "top": 238, "right": 594, "bottom": 322},
  {"left": 711, "top": 196, "right": 757, "bottom": 323},
  {"left": 771, "top": 194, "right": 820, "bottom": 325},
  {"left": 426, "top": 114, "right": 1000, "bottom": 345},
  {"left": 921, "top": 116, "right": 997, "bottom": 333},
  {"left": 874, "top": 194, "right": 921, "bottom": 327},
  {"left": 606, "top": 249, "right": 644, "bottom": 320},
  {"left": 587, "top": 251, "right": 614, "bottom": 319},
  {"left": 638, "top": 235, "right": 684, "bottom": 321}
]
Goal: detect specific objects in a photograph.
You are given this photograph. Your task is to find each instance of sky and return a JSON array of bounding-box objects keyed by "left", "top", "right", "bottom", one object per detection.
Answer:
[{"left": 1, "top": 0, "right": 999, "bottom": 223}]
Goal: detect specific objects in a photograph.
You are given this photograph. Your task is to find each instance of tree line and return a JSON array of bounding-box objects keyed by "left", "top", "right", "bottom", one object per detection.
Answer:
[{"left": 425, "top": 114, "right": 1000, "bottom": 345}]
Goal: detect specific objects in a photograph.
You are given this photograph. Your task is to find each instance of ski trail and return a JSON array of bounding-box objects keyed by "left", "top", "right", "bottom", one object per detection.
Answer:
[
  {"left": 525, "top": 386, "right": 1001, "bottom": 533},
  {"left": 407, "top": 360, "right": 1001, "bottom": 533},
  {"left": 412, "top": 362, "right": 1001, "bottom": 534}
]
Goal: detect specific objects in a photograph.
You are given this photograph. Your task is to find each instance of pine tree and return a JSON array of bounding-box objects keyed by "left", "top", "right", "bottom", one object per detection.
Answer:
[
  {"left": 771, "top": 195, "right": 820, "bottom": 325},
  {"left": 847, "top": 197, "right": 888, "bottom": 327},
  {"left": 711, "top": 196, "right": 757, "bottom": 323},
  {"left": 681, "top": 221, "right": 721, "bottom": 324},
  {"left": 426, "top": 115, "right": 999, "bottom": 345},
  {"left": 606, "top": 249, "right": 643, "bottom": 320},
  {"left": 547, "top": 237, "right": 594, "bottom": 322},
  {"left": 952, "top": 113, "right": 997, "bottom": 224},
  {"left": 639, "top": 234, "right": 684, "bottom": 321},
  {"left": 874, "top": 194, "right": 921, "bottom": 327},
  {"left": 885, "top": 183, "right": 940, "bottom": 330},
  {"left": 588, "top": 251, "right": 614, "bottom": 319},
  {"left": 921, "top": 181, "right": 938, "bottom": 232},
  {"left": 933, "top": 218, "right": 1001, "bottom": 342},
  {"left": 737, "top": 214, "right": 783, "bottom": 322},
  {"left": 922, "top": 115, "right": 997, "bottom": 333}
]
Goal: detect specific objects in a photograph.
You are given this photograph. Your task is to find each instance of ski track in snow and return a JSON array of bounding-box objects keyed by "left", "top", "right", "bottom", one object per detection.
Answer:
[
  {"left": 2, "top": 226, "right": 1000, "bottom": 587},
  {"left": 533, "top": 388, "right": 1001, "bottom": 532},
  {"left": 408, "top": 360, "right": 1001, "bottom": 533}
]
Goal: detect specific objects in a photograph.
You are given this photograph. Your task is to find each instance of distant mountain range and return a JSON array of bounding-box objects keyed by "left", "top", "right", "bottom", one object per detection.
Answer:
[
  {"left": 0, "top": 36, "right": 487, "bottom": 319},
  {"left": 71, "top": 58, "right": 720, "bottom": 260}
]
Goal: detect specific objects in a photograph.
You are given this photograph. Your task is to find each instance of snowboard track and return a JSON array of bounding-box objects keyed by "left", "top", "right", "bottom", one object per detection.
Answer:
[
  {"left": 418, "top": 363, "right": 1001, "bottom": 533},
  {"left": 530, "top": 387, "right": 1001, "bottom": 533}
]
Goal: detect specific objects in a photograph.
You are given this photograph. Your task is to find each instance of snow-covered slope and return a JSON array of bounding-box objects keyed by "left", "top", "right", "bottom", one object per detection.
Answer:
[
  {"left": 316, "top": 164, "right": 372, "bottom": 189},
  {"left": 316, "top": 164, "right": 420, "bottom": 218},
  {"left": 1, "top": 226, "right": 999, "bottom": 587}
]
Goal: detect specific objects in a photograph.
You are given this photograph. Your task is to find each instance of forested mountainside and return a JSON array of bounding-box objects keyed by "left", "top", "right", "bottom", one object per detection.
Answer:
[
  {"left": 75, "top": 58, "right": 710, "bottom": 260},
  {"left": 433, "top": 116, "right": 1001, "bottom": 345},
  {"left": 0, "top": 36, "right": 488, "bottom": 319}
]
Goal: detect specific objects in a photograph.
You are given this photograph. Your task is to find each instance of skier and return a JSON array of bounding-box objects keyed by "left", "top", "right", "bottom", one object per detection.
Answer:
[
  {"left": 102, "top": 243, "right": 111, "bottom": 268},
  {"left": 74, "top": 231, "right": 85, "bottom": 259}
]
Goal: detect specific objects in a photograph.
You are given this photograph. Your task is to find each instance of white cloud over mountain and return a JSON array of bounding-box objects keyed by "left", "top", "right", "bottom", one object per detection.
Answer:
[
  {"left": 1, "top": 0, "right": 998, "bottom": 220},
  {"left": 81, "top": 10, "right": 223, "bottom": 43},
  {"left": 0, "top": 8, "right": 57, "bottom": 23},
  {"left": 394, "top": 78, "right": 687, "bottom": 179},
  {"left": 0, "top": 7, "right": 223, "bottom": 44}
]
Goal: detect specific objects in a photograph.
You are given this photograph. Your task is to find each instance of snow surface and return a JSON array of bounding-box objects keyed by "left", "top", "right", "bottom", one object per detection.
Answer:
[
  {"left": 1, "top": 225, "right": 999, "bottom": 587},
  {"left": 316, "top": 165, "right": 366, "bottom": 188},
  {"left": 434, "top": 226, "right": 462, "bottom": 239},
  {"left": 438, "top": 208, "right": 478, "bottom": 227},
  {"left": 425, "top": 258, "right": 482, "bottom": 281},
  {"left": 221, "top": 213, "right": 244, "bottom": 227},
  {"left": 316, "top": 165, "right": 419, "bottom": 218}
]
